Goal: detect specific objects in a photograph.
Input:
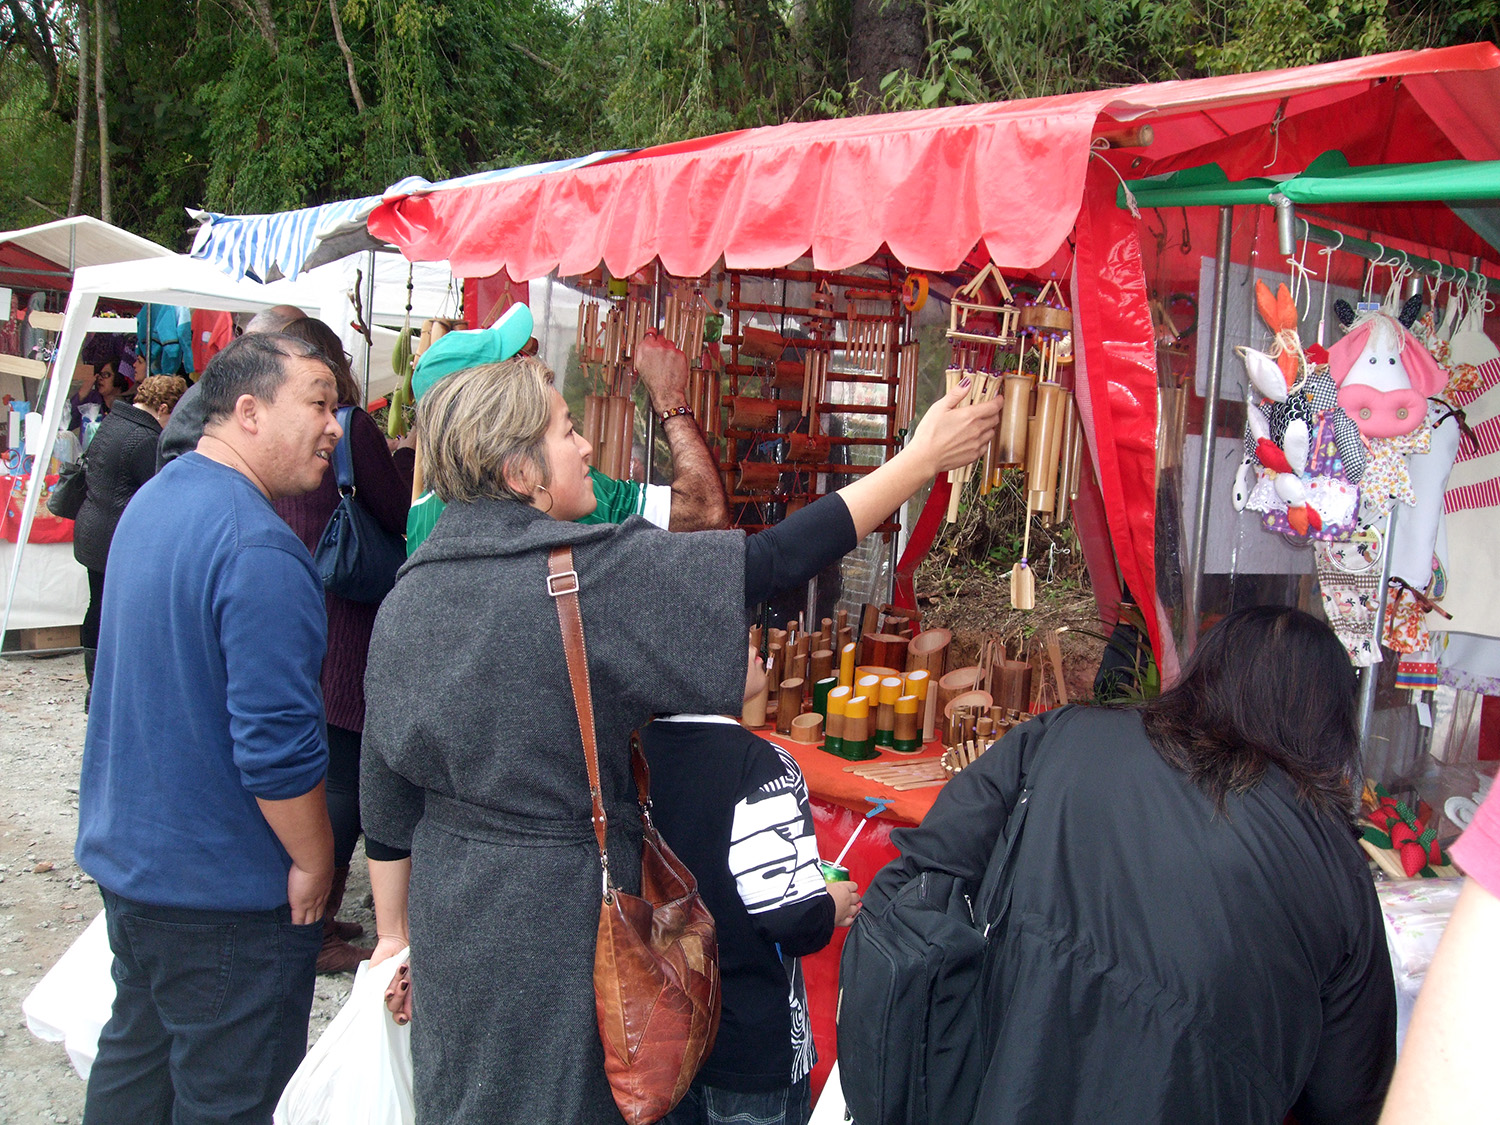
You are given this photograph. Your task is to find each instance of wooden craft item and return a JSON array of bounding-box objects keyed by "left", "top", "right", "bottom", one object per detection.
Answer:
[
  {"left": 1011, "top": 513, "right": 1036, "bottom": 611},
  {"left": 1026, "top": 382, "right": 1067, "bottom": 506},
  {"left": 860, "top": 603, "right": 880, "bottom": 640},
  {"left": 838, "top": 626, "right": 854, "bottom": 654},
  {"left": 742, "top": 673, "right": 770, "bottom": 728},
  {"left": 892, "top": 696, "right": 922, "bottom": 753},
  {"left": 1054, "top": 396, "right": 1080, "bottom": 523},
  {"left": 749, "top": 625, "right": 762, "bottom": 651},
  {"left": 947, "top": 263, "right": 1020, "bottom": 345},
  {"left": 1046, "top": 629, "right": 1069, "bottom": 707},
  {"left": 842, "top": 696, "right": 871, "bottom": 755},
  {"left": 906, "top": 628, "right": 950, "bottom": 676},
  {"left": 903, "top": 668, "right": 930, "bottom": 704},
  {"left": 998, "top": 373, "right": 1034, "bottom": 465},
  {"left": 944, "top": 369, "right": 1003, "bottom": 522},
  {"left": 775, "top": 677, "right": 806, "bottom": 735},
  {"left": 785, "top": 432, "right": 830, "bottom": 464},
  {"left": 812, "top": 676, "right": 838, "bottom": 720},
  {"left": 740, "top": 325, "right": 785, "bottom": 360},
  {"left": 838, "top": 643, "right": 856, "bottom": 688},
  {"left": 810, "top": 649, "right": 834, "bottom": 684},
  {"left": 826, "top": 685, "right": 851, "bottom": 741},
  {"left": 844, "top": 759, "right": 948, "bottom": 791},
  {"left": 790, "top": 713, "right": 824, "bottom": 744},
  {"left": 996, "top": 660, "right": 1032, "bottom": 713},
  {"left": 943, "top": 689, "right": 995, "bottom": 719},
  {"left": 728, "top": 396, "right": 781, "bottom": 430},
  {"left": 855, "top": 667, "right": 901, "bottom": 684},
  {"left": 1019, "top": 303, "right": 1073, "bottom": 335},
  {"left": 768, "top": 629, "right": 787, "bottom": 650},
  {"left": 737, "top": 459, "right": 783, "bottom": 490},
  {"left": 860, "top": 632, "right": 910, "bottom": 671},
  {"left": 895, "top": 340, "right": 921, "bottom": 434},
  {"left": 936, "top": 666, "right": 984, "bottom": 719}
]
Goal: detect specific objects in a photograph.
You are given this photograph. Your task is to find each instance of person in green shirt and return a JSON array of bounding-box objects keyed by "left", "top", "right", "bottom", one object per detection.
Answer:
[{"left": 405, "top": 304, "right": 727, "bottom": 548}]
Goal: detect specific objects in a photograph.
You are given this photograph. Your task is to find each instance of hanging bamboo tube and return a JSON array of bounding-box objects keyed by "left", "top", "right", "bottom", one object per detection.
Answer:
[
  {"left": 998, "top": 373, "right": 1034, "bottom": 465},
  {"left": 1027, "top": 382, "right": 1067, "bottom": 513},
  {"left": 728, "top": 396, "right": 780, "bottom": 430}
]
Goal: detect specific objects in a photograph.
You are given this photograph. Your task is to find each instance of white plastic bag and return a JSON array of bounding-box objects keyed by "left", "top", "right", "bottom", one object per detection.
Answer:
[
  {"left": 23, "top": 910, "right": 116, "bottom": 1080},
  {"left": 275, "top": 947, "right": 414, "bottom": 1125}
]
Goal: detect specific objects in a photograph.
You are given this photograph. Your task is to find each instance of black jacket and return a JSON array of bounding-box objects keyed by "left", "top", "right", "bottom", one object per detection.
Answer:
[
  {"left": 73, "top": 402, "right": 161, "bottom": 572},
  {"left": 882, "top": 705, "right": 1395, "bottom": 1125}
]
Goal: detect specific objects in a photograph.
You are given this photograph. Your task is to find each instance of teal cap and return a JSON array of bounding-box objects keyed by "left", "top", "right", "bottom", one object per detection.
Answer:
[{"left": 411, "top": 303, "right": 534, "bottom": 402}]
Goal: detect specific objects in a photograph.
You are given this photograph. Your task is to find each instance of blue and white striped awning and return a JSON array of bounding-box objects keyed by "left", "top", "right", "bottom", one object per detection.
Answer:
[{"left": 188, "top": 152, "right": 629, "bottom": 282}]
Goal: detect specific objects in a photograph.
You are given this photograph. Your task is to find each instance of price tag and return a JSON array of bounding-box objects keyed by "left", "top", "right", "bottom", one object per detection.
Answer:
[{"left": 1416, "top": 699, "right": 1432, "bottom": 728}]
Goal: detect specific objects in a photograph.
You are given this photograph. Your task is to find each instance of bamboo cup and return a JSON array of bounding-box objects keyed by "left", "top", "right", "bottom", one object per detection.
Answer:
[
  {"left": 825, "top": 686, "right": 852, "bottom": 755},
  {"left": 843, "top": 696, "right": 872, "bottom": 758},
  {"left": 775, "top": 677, "right": 806, "bottom": 735},
  {"left": 812, "top": 676, "right": 838, "bottom": 720},
  {"left": 861, "top": 633, "right": 910, "bottom": 671},
  {"left": 790, "top": 713, "right": 824, "bottom": 745},
  {"left": 936, "top": 666, "right": 984, "bottom": 720},
  {"left": 742, "top": 671, "right": 770, "bottom": 728},
  {"left": 996, "top": 659, "right": 1032, "bottom": 714},
  {"left": 875, "top": 676, "right": 903, "bottom": 747},
  {"left": 893, "top": 696, "right": 922, "bottom": 753},
  {"left": 810, "top": 649, "right": 834, "bottom": 684}
]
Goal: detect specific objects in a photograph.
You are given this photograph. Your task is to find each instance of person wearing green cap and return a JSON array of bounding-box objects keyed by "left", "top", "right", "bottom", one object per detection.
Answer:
[{"left": 406, "top": 303, "right": 729, "bottom": 549}]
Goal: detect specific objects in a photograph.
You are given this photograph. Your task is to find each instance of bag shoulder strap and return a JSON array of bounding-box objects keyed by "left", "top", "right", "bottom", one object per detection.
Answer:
[
  {"left": 332, "top": 406, "right": 356, "bottom": 493},
  {"left": 549, "top": 547, "right": 612, "bottom": 882}
]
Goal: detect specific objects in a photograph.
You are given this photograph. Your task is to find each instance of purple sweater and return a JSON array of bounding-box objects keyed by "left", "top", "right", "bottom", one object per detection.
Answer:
[{"left": 274, "top": 407, "right": 413, "bottom": 733}]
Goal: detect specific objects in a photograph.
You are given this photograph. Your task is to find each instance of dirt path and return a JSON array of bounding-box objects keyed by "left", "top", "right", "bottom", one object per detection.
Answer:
[{"left": 0, "top": 651, "right": 372, "bottom": 1122}]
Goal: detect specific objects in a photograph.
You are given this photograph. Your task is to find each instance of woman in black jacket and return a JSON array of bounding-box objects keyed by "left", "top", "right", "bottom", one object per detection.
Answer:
[
  {"left": 861, "top": 606, "right": 1396, "bottom": 1125},
  {"left": 73, "top": 374, "right": 188, "bottom": 698}
]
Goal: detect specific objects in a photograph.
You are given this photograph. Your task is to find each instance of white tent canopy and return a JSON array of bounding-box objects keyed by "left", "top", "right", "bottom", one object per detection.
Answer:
[
  {"left": 0, "top": 216, "right": 173, "bottom": 273},
  {"left": 1, "top": 255, "right": 327, "bottom": 644}
]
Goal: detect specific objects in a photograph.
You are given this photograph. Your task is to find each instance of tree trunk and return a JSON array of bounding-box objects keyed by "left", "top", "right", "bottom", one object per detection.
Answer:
[
  {"left": 93, "top": 0, "right": 109, "bottom": 223},
  {"left": 329, "top": 0, "right": 366, "bottom": 114},
  {"left": 68, "top": 0, "right": 89, "bottom": 216},
  {"left": 847, "top": 0, "right": 925, "bottom": 106}
]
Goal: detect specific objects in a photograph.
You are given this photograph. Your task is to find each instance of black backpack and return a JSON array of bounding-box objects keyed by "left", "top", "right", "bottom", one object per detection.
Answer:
[{"left": 836, "top": 787, "right": 1030, "bottom": 1125}]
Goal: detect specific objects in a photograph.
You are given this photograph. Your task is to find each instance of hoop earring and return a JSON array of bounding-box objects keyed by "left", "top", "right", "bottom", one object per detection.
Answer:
[{"left": 533, "top": 484, "right": 553, "bottom": 514}]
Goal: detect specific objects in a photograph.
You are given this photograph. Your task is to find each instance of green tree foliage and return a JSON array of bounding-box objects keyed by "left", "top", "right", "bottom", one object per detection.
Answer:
[{"left": 0, "top": 0, "right": 1495, "bottom": 240}]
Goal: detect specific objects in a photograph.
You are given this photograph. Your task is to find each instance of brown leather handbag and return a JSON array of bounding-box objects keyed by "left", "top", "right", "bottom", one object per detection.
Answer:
[{"left": 549, "top": 547, "right": 721, "bottom": 1124}]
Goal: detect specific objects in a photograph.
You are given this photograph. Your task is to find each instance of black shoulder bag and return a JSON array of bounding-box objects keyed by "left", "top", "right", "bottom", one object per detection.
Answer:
[{"left": 312, "top": 406, "right": 407, "bottom": 603}]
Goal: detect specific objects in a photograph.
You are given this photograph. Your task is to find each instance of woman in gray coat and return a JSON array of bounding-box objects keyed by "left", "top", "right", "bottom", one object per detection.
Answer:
[{"left": 360, "top": 332, "right": 999, "bottom": 1124}]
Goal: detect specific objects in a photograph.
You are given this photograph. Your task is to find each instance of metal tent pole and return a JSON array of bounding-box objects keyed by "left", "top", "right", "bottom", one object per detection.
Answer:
[
  {"left": 1183, "top": 206, "right": 1235, "bottom": 653},
  {"left": 1357, "top": 506, "right": 1398, "bottom": 759},
  {"left": 362, "top": 251, "right": 376, "bottom": 406}
]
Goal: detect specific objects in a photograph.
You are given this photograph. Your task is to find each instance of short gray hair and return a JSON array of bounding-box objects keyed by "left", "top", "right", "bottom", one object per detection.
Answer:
[{"left": 417, "top": 356, "right": 556, "bottom": 504}]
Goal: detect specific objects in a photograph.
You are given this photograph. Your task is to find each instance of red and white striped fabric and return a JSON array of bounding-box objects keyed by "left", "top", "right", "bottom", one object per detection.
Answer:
[{"left": 1435, "top": 352, "right": 1500, "bottom": 638}]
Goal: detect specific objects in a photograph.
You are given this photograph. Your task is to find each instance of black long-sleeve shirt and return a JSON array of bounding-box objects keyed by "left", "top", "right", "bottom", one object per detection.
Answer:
[{"left": 642, "top": 717, "right": 836, "bottom": 1091}]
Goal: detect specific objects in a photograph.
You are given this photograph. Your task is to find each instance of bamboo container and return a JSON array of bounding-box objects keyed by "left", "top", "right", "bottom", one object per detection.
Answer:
[
  {"left": 737, "top": 460, "right": 783, "bottom": 490},
  {"left": 790, "top": 713, "right": 824, "bottom": 744},
  {"left": 903, "top": 668, "right": 930, "bottom": 707},
  {"left": 996, "top": 659, "right": 1032, "bottom": 714},
  {"left": 825, "top": 686, "right": 852, "bottom": 755},
  {"left": 875, "top": 676, "right": 903, "bottom": 747},
  {"left": 861, "top": 633, "right": 910, "bottom": 671},
  {"left": 742, "top": 670, "right": 770, "bottom": 728},
  {"left": 838, "top": 643, "right": 857, "bottom": 688},
  {"left": 936, "top": 666, "right": 984, "bottom": 720},
  {"left": 944, "top": 689, "right": 995, "bottom": 719},
  {"left": 843, "top": 696, "right": 872, "bottom": 758},
  {"left": 855, "top": 674, "right": 882, "bottom": 704},
  {"left": 728, "top": 396, "right": 781, "bottom": 430},
  {"left": 907, "top": 628, "right": 950, "bottom": 744},
  {"left": 772, "top": 359, "right": 806, "bottom": 390},
  {"left": 856, "top": 667, "right": 901, "bottom": 685},
  {"left": 785, "top": 433, "right": 830, "bottom": 464},
  {"left": 775, "top": 677, "right": 806, "bottom": 735},
  {"left": 812, "top": 676, "right": 838, "bottom": 719},
  {"left": 860, "top": 603, "right": 880, "bottom": 640},
  {"left": 810, "top": 649, "right": 834, "bottom": 684},
  {"left": 749, "top": 625, "right": 762, "bottom": 652},
  {"left": 893, "top": 696, "right": 922, "bottom": 753},
  {"left": 740, "top": 325, "right": 784, "bottom": 360}
]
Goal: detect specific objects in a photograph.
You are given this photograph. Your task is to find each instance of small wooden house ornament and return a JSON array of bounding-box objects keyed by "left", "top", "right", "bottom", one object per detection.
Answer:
[{"left": 948, "top": 263, "right": 1020, "bottom": 345}]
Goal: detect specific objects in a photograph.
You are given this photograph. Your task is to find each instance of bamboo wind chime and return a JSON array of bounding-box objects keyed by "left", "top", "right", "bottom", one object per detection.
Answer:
[
  {"left": 662, "top": 290, "right": 723, "bottom": 444},
  {"left": 577, "top": 296, "right": 652, "bottom": 480}
]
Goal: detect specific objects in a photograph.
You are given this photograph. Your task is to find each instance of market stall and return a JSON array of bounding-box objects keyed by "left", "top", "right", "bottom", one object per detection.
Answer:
[
  {"left": 0, "top": 254, "right": 327, "bottom": 645},
  {"left": 0, "top": 218, "right": 176, "bottom": 640},
  {"left": 353, "top": 43, "right": 1500, "bottom": 1093}
]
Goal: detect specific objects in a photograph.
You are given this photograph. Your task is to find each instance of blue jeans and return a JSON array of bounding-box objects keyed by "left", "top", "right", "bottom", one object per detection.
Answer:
[
  {"left": 662, "top": 1074, "right": 813, "bottom": 1125},
  {"left": 83, "top": 888, "right": 323, "bottom": 1125}
]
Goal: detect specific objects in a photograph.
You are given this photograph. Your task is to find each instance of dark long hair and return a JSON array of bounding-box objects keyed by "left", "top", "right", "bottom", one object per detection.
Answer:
[
  {"left": 280, "top": 317, "right": 362, "bottom": 407},
  {"left": 1138, "top": 606, "right": 1359, "bottom": 821}
]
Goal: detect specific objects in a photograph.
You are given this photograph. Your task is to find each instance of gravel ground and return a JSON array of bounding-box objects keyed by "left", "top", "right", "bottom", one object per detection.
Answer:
[{"left": 0, "top": 651, "right": 374, "bottom": 1123}]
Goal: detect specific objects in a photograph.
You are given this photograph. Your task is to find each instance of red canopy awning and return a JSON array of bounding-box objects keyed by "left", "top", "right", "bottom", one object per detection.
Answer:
[{"left": 370, "top": 44, "right": 1500, "bottom": 283}]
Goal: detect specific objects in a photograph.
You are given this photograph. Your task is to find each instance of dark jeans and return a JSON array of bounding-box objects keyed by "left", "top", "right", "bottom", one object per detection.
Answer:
[
  {"left": 81, "top": 566, "right": 105, "bottom": 652},
  {"left": 84, "top": 888, "right": 323, "bottom": 1125},
  {"left": 662, "top": 1074, "right": 813, "bottom": 1125},
  {"left": 326, "top": 723, "right": 363, "bottom": 869}
]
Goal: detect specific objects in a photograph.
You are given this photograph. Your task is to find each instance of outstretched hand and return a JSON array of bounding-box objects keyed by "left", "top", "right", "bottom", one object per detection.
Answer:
[
  {"left": 906, "top": 377, "right": 1004, "bottom": 478},
  {"left": 633, "top": 331, "right": 690, "bottom": 412}
]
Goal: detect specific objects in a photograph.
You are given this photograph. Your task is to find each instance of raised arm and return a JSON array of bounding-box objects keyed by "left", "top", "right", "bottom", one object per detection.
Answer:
[{"left": 634, "top": 332, "right": 730, "bottom": 531}]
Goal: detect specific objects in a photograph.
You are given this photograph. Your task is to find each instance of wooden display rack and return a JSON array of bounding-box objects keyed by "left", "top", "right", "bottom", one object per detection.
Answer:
[{"left": 720, "top": 267, "right": 914, "bottom": 534}]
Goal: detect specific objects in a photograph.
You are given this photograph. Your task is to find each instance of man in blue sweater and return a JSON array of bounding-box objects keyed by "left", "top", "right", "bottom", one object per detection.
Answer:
[{"left": 76, "top": 331, "right": 343, "bottom": 1124}]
